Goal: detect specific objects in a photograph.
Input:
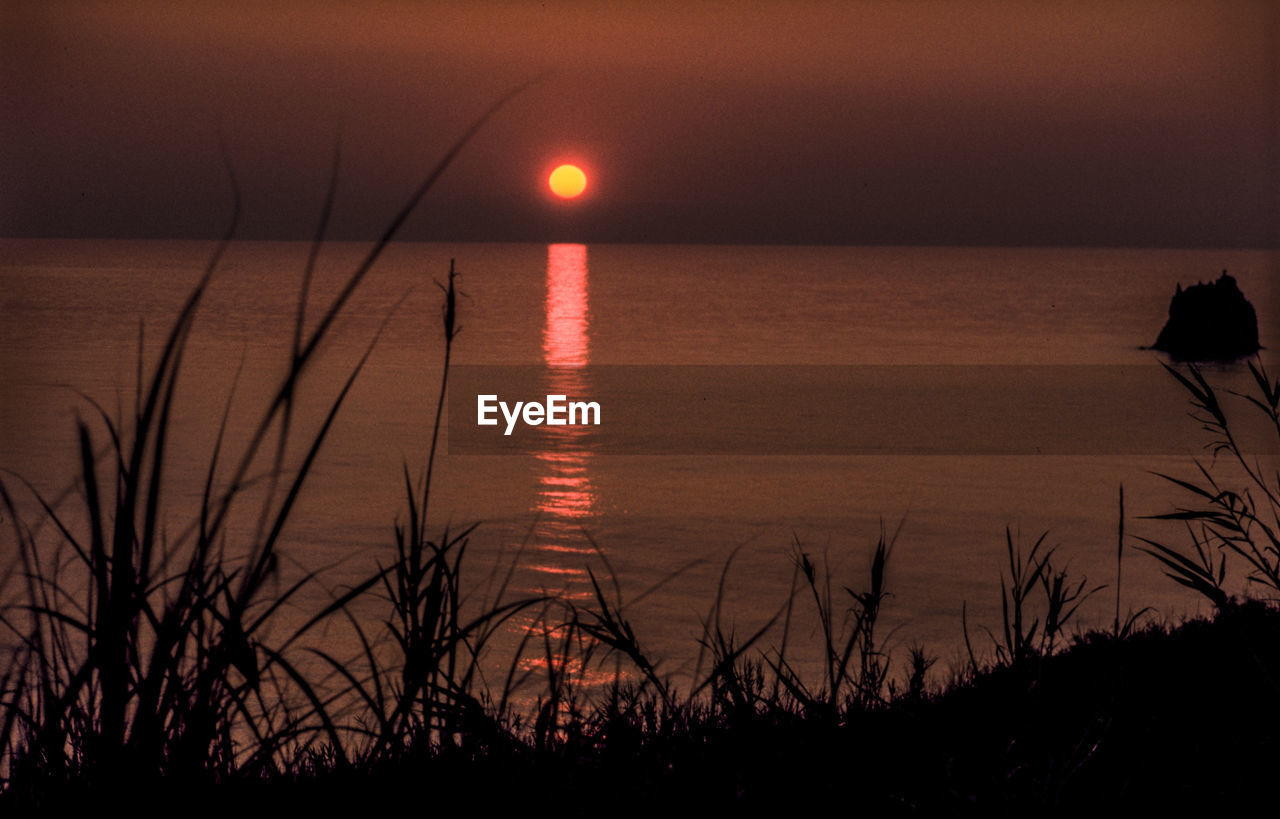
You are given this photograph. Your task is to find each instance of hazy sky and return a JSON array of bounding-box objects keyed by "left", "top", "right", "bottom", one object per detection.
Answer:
[{"left": 2, "top": 0, "right": 1276, "bottom": 245}]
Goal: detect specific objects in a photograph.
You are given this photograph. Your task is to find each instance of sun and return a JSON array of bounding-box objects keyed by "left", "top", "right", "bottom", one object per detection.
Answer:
[{"left": 548, "top": 164, "right": 588, "bottom": 199}]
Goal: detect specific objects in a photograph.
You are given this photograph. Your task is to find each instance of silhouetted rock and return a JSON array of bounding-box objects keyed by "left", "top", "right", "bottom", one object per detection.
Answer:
[{"left": 1153, "top": 270, "right": 1260, "bottom": 360}]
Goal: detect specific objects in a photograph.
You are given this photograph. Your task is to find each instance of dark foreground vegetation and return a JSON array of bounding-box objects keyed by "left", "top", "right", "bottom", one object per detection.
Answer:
[
  {"left": 3, "top": 111, "right": 1278, "bottom": 814},
  {"left": 17, "top": 602, "right": 1279, "bottom": 816}
]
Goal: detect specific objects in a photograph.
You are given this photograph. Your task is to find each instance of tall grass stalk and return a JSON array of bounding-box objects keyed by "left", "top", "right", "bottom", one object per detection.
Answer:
[
  {"left": 959, "top": 526, "right": 1100, "bottom": 674},
  {"left": 321, "top": 274, "right": 548, "bottom": 759},
  {"left": 766, "top": 521, "right": 902, "bottom": 713}
]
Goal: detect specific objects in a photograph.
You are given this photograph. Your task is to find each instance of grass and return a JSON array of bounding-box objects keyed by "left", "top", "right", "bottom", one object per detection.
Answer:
[
  {"left": 2, "top": 125, "right": 1278, "bottom": 810},
  {"left": 1137, "top": 360, "right": 1280, "bottom": 607},
  {"left": 0, "top": 87, "right": 536, "bottom": 795}
]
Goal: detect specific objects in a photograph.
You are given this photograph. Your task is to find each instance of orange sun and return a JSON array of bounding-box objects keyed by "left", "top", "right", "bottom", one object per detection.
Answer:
[{"left": 548, "top": 164, "right": 588, "bottom": 199}]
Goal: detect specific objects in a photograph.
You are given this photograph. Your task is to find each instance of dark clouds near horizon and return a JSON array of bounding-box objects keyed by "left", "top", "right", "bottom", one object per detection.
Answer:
[{"left": 2, "top": 0, "right": 1277, "bottom": 246}]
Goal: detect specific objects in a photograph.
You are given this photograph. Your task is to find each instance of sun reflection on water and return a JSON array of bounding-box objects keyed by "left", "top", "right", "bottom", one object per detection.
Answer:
[
  {"left": 543, "top": 243, "right": 590, "bottom": 369},
  {"left": 512, "top": 244, "right": 619, "bottom": 691},
  {"left": 532, "top": 243, "right": 597, "bottom": 594}
]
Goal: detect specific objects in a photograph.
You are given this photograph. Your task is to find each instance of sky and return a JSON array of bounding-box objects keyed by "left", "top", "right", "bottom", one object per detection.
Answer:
[{"left": 2, "top": 0, "right": 1276, "bottom": 246}]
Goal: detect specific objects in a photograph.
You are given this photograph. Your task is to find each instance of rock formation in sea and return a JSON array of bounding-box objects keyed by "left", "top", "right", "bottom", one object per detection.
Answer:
[{"left": 1152, "top": 271, "right": 1261, "bottom": 361}]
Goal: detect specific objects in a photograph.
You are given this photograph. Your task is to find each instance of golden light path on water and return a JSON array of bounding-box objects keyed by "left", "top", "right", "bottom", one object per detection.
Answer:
[
  {"left": 519, "top": 243, "right": 608, "bottom": 684},
  {"left": 542, "top": 242, "right": 590, "bottom": 369},
  {"left": 534, "top": 243, "right": 595, "bottom": 571}
]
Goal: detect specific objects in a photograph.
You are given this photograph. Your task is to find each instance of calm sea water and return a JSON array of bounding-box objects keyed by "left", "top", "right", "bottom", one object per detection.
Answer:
[{"left": 2, "top": 239, "right": 1276, "bottom": 686}]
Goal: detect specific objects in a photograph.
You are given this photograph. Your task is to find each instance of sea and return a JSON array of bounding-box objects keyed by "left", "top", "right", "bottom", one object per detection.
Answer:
[{"left": 1, "top": 239, "right": 1276, "bottom": 692}]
